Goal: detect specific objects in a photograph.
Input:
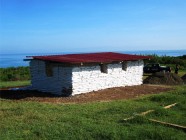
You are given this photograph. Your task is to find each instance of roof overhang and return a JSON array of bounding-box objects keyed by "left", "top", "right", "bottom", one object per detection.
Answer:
[{"left": 24, "top": 52, "right": 151, "bottom": 65}]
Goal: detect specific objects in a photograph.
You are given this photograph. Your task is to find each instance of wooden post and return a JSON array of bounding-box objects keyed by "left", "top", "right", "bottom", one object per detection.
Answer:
[
  {"left": 148, "top": 119, "right": 186, "bottom": 131},
  {"left": 123, "top": 103, "right": 177, "bottom": 121}
]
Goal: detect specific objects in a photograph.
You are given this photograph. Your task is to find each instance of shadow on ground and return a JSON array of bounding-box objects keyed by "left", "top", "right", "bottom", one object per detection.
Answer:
[
  {"left": 0, "top": 85, "right": 173, "bottom": 104},
  {"left": 0, "top": 90, "right": 57, "bottom": 100}
]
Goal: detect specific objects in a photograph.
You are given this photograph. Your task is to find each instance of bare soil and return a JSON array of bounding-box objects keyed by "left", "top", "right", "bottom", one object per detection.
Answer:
[
  {"left": 144, "top": 72, "right": 184, "bottom": 85},
  {"left": 0, "top": 85, "right": 172, "bottom": 104}
]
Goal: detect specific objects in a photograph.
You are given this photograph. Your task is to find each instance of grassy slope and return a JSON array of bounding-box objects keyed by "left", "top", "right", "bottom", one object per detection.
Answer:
[
  {"left": 179, "top": 70, "right": 186, "bottom": 77},
  {"left": 0, "top": 81, "right": 31, "bottom": 88},
  {"left": 0, "top": 86, "right": 186, "bottom": 140}
]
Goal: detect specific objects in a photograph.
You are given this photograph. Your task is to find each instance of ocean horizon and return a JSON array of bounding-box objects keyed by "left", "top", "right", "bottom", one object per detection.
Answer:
[{"left": 0, "top": 50, "right": 186, "bottom": 68}]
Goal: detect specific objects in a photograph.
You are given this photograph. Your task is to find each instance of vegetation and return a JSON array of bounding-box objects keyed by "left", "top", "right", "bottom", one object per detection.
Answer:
[
  {"left": 0, "top": 86, "right": 186, "bottom": 139},
  {"left": 144, "top": 55, "right": 186, "bottom": 71},
  {"left": 0, "top": 81, "right": 31, "bottom": 89},
  {"left": 0, "top": 67, "right": 30, "bottom": 81}
]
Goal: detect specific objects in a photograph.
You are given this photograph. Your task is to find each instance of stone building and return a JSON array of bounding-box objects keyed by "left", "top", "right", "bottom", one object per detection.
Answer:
[{"left": 25, "top": 52, "right": 149, "bottom": 96}]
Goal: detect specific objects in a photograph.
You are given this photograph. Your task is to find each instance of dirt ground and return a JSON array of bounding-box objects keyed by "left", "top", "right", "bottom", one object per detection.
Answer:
[
  {"left": 144, "top": 72, "right": 184, "bottom": 85},
  {"left": 0, "top": 85, "right": 173, "bottom": 104}
]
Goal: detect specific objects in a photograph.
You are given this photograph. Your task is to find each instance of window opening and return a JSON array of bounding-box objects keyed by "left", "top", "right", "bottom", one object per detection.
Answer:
[
  {"left": 45, "top": 62, "right": 53, "bottom": 77},
  {"left": 122, "top": 62, "right": 127, "bottom": 71},
  {"left": 100, "top": 64, "right": 108, "bottom": 73}
]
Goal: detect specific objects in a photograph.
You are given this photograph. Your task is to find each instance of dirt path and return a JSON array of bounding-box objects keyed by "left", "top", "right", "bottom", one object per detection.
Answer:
[{"left": 0, "top": 85, "right": 173, "bottom": 104}]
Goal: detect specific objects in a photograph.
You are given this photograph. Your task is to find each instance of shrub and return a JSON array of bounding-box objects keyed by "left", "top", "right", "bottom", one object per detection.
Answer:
[
  {"left": 144, "top": 55, "right": 186, "bottom": 70},
  {"left": 0, "top": 67, "right": 30, "bottom": 81}
]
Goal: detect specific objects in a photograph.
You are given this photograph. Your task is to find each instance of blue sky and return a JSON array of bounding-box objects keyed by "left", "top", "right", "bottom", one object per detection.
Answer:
[{"left": 0, "top": 0, "right": 186, "bottom": 54}]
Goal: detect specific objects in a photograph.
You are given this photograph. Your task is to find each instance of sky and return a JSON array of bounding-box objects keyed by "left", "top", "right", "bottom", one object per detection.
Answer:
[{"left": 0, "top": 0, "right": 186, "bottom": 54}]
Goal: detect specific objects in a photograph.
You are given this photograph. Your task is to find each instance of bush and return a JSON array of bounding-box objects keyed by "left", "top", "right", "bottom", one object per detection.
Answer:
[
  {"left": 0, "top": 67, "right": 30, "bottom": 81},
  {"left": 144, "top": 55, "right": 186, "bottom": 70}
]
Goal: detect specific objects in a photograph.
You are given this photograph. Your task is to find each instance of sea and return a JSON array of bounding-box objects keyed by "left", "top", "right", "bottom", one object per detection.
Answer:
[{"left": 0, "top": 50, "right": 186, "bottom": 68}]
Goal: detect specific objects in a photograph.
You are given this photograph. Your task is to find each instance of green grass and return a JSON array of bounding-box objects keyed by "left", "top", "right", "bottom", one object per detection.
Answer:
[
  {"left": 0, "top": 80, "right": 31, "bottom": 88},
  {"left": 0, "top": 86, "right": 186, "bottom": 140},
  {"left": 178, "top": 70, "right": 186, "bottom": 77}
]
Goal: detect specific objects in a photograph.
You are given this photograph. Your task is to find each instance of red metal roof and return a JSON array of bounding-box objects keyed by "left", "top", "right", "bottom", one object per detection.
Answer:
[{"left": 30, "top": 52, "right": 150, "bottom": 64}]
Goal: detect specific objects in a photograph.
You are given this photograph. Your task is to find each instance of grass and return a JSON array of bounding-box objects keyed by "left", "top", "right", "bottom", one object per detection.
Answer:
[
  {"left": 0, "top": 86, "right": 186, "bottom": 140},
  {"left": 0, "top": 80, "right": 31, "bottom": 88},
  {"left": 178, "top": 70, "right": 186, "bottom": 77}
]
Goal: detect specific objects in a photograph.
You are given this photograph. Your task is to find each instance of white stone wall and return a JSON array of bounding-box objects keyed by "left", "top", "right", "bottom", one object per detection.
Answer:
[
  {"left": 30, "top": 60, "right": 144, "bottom": 96},
  {"left": 30, "top": 60, "right": 72, "bottom": 95},
  {"left": 72, "top": 60, "right": 144, "bottom": 95}
]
